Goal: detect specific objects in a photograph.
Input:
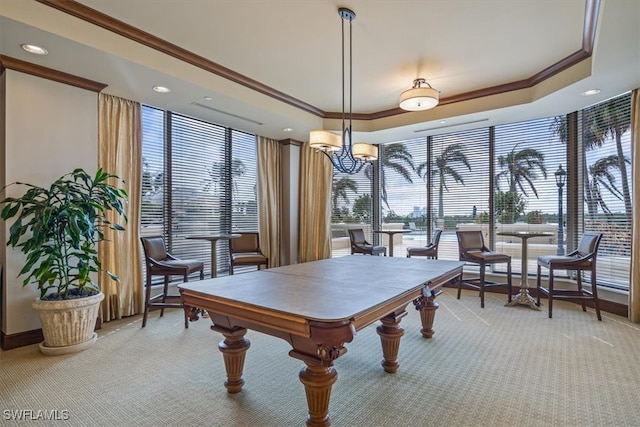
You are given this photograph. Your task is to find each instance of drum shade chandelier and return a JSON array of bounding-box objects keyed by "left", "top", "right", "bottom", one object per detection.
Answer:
[
  {"left": 399, "top": 78, "right": 439, "bottom": 111},
  {"left": 309, "top": 7, "right": 378, "bottom": 174}
]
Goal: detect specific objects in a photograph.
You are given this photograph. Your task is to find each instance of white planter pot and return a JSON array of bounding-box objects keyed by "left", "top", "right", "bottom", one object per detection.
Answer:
[{"left": 32, "top": 292, "right": 104, "bottom": 356}]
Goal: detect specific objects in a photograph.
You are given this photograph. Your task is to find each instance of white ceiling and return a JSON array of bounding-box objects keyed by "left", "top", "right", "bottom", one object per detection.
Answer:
[{"left": 1, "top": 0, "right": 639, "bottom": 144}]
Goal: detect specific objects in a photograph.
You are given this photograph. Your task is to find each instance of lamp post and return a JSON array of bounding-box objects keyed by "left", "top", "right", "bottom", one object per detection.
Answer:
[{"left": 554, "top": 164, "right": 566, "bottom": 255}]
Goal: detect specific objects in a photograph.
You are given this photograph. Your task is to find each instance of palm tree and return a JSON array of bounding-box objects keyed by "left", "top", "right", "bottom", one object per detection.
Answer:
[
  {"left": 551, "top": 92, "right": 631, "bottom": 221},
  {"left": 230, "top": 158, "right": 247, "bottom": 197},
  {"left": 203, "top": 158, "right": 246, "bottom": 195},
  {"left": 587, "top": 155, "right": 629, "bottom": 215},
  {"left": 583, "top": 93, "right": 632, "bottom": 221},
  {"left": 495, "top": 147, "right": 547, "bottom": 197},
  {"left": 551, "top": 115, "right": 602, "bottom": 216},
  {"left": 417, "top": 143, "right": 471, "bottom": 220},
  {"left": 352, "top": 194, "right": 372, "bottom": 222},
  {"left": 332, "top": 175, "right": 358, "bottom": 217},
  {"left": 364, "top": 143, "right": 416, "bottom": 210},
  {"left": 141, "top": 158, "right": 164, "bottom": 198}
]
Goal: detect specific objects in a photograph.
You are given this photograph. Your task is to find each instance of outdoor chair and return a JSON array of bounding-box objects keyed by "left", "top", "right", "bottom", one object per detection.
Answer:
[
  {"left": 229, "top": 232, "right": 268, "bottom": 274},
  {"left": 140, "top": 236, "right": 205, "bottom": 328},
  {"left": 536, "top": 232, "right": 604, "bottom": 321},
  {"left": 407, "top": 229, "right": 442, "bottom": 259},
  {"left": 456, "top": 230, "right": 512, "bottom": 308},
  {"left": 348, "top": 228, "right": 386, "bottom": 256}
]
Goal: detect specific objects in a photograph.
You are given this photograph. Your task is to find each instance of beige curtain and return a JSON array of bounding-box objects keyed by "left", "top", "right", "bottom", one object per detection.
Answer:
[
  {"left": 98, "top": 94, "right": 144, "bottom": 321},
  {"left": 298, "top": 143, "right": 333, "bottom": 262},
  {"left": 629, "top": 88, "right": 640, "bottom": 322},
  {"left": 257, "top": 136, "right": 281, "bottom": 268}
]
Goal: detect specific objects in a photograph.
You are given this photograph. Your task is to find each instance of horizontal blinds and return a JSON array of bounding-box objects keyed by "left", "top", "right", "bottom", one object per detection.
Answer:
[
  {"left": 493, "top": 116, "right": 567, "bottom": 276},
  {"left": 140, "top": 106, "right": 259, "bottom": 278},
  {"left": 140, "top": 107, "right": 166, "bottom": 285},
  {"left": 431, "top": 128, "right": 491, "bottom": 263},
  {"left": 141, "top": 106, "right": 165, "bottom": 236},
  {"left": 580, "top": 92, "right": 632, "bottom": 290},
  {"left": 228, "top": 131, "right": 259, "bottom": 274},
  {"left": 168, "top": 113, "right": 227, "bottom": 275},
  {"left": 231, "top": 130, "right": 258, "bottom": 233}
]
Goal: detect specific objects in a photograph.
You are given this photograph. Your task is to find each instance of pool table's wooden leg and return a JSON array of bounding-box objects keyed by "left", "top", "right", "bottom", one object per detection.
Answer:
[
  {"left": 376, "top": 309, "right": 407, "bottom": 373},
  {"left": 299, "top": 363, "right": 337, "bottom": 427},
  {"left": 414, "top": 292, "right": 439, "bottom": 338},
  {"left": 216, "top": 326, "right": 250, "bottom": 393}
]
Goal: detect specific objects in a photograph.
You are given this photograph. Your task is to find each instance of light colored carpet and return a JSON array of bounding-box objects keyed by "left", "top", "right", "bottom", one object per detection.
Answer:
[{"left": 1, "top": 289, "right": 639, "bottom": 427}]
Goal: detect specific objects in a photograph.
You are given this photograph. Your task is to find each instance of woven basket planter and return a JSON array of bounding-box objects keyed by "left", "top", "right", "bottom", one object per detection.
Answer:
[{"left": 32, "top": 292, "right": 104, "bottom": 356}]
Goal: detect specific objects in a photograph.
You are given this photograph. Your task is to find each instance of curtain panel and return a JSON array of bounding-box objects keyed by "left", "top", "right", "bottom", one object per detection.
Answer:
[
  {"left": 298, "top": 144, "right": 333, "bottom": 262},
  {"left": 629, "top": 88, "right": 640, "bottom": 322},
  {"left": 98, "top": 94, "right": 144, "bottom": 320},
  {"left": 257, "top": 136, "right": 282, "bottom": 269}
]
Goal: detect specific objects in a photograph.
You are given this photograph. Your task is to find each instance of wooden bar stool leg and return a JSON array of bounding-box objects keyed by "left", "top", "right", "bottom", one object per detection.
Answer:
[
  {"left": 592, "top": 271, "right": 602, "bottom": 321},
  {"left": 160, "top": 276, "right": 169, "bottom": 317},
  {"left": 576, "top": 273, "right": 587, "bottom": 312},
  {"left": 479, "top": 264, "right": 486, "bottom": 308},
  {"left": 183, "top": 273, "right": 189, "bottom": 328},
  {"left": 536, "top": 265, "right": 542, "bottom": 307},
  {"left": 548, "top": 270, "right": 554, "bottom": 318},
  {"left": 507, "top": 261, "right": 512, "bottom": 303},
  {"left": 142, "top": 274, "right": 152, "bottom": 327}
]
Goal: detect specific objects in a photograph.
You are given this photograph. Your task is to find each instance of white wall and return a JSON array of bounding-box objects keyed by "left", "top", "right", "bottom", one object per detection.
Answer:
[{"left": 2, "top": 70, "right": 98, "bottom": 335}]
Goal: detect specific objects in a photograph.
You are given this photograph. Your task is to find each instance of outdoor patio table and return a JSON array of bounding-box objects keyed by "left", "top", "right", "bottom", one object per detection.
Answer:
[
  {"left": 373, "top": 229, "right": 411, "bottom": 257},
  {"left": 497, "top": 231, "right": 553, "bottom": 310}
]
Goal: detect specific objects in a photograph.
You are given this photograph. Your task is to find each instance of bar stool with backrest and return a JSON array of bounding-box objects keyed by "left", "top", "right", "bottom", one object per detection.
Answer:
[
  {"left": 456, "top": 230, "right": 512, "bottom": 308},
  {"left": 140, "top": 236, "right": 205, "bottom": 328},
  {"left": 536, "top": 232, "right": 604, "bottom": 321},
  {"left": 229, "top": 232, "right": 268, "bottom": 275},
  {"left": 407, "top": 229, "right": 442, "bottom": 259},
  {"left": 348, "top": 228, "right": 386, "bottom": 256}
]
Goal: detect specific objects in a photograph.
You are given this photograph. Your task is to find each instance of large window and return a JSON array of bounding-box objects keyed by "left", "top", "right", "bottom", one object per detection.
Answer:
[
  {"left": 430, "top": 129, "right": 491, "bottom": 262},
  {"left": 141, "top": 106, "right": 258, "bottom": 278},
  {"left": 378, "top": 138, "right": 426, "bottom": 247},
  {"left": 493, "top": 117, "right": 566, "bottom": 276},
  {"left": 579, "top": 93, "right": 632, "bottom": 290},
  {"left": 330, "top": 92, "right": 633, "bottom": 292},
  {"left": 330, "top": 164, "right": 374, "bottom": 257}
]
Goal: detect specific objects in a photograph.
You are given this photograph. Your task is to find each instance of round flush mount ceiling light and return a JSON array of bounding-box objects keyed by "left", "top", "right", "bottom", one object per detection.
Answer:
[
  {"left": 152, "top": 86, "right": 171, "bottom": 93},
  {"left": 399, "top": 78, "right": 439, "bottom": 111},
  {"left": 582, "top": 89, "right": 601, "bottom": 96},
  {"left": 21, "top": 44, "right": 48, "bottom": 55}
]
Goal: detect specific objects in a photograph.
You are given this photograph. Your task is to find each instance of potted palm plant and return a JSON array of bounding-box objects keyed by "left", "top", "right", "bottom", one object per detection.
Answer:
[{"left": 1, "top": 168, "right": 127, "bottom": 355}]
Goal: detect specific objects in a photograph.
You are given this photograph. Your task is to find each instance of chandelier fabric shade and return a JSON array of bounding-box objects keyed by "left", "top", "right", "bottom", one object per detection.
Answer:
[
  {"left": 307, "top": 7, "right": 378, "bottom": 175},
  {"left": 352, "top": 142, "right": 378, "bottom": 161},
  {"left": 399, "top": 78, "right": 439, "bottom": 111},
  {"left": 309, "top": 130, "right": 342, "bottom": 152}
]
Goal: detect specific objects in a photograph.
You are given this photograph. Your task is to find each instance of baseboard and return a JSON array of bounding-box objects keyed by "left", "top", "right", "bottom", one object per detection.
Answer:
[
  {"left": 1, "top": 317, "right": 103, "bottom": 351},
  {"left": 1, "top": 328, "right": 44, "bottom": 350}
]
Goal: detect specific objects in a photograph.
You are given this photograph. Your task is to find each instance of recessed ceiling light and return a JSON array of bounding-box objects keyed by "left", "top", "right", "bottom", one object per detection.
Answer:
[
  {"left": 282, "top": 127, "right": 293, "bottom": 132},
  {"left": 582, "top": 89, "right": 600, "bottom": 96},
  {"left": 21, "top": 44, "right": 48, "bottom": 55},
  {"left": 153, "top": 86, "right": 171, "bottom": 93},
  {"left": 203, "top": 96, "right": 212, "bottom": 101}
]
